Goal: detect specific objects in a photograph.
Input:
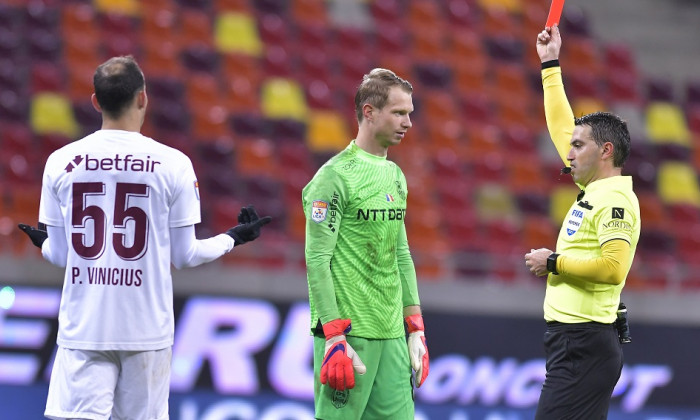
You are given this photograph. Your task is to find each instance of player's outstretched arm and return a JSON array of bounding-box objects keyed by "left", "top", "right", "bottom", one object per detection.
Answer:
[
  {"left": 18, "top": 223, "right": 68, "bottom": 267},
  {"left": 171, "top": 205, "right": 271, "bottom": 269},
  {"left": 225, "top": 205, "right": 272, "bottom": 246}
]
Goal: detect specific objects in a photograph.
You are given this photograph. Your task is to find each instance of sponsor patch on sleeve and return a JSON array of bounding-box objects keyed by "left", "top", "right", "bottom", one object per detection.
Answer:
[
  {"left": 612, "top": 207, "right": 625, "bottom": 219},
  {"left": 311, "top": 200, "right": 329, "bottom": 223},
  {"left": 194, "top": 180, "right": 200, "bottom": 200}
]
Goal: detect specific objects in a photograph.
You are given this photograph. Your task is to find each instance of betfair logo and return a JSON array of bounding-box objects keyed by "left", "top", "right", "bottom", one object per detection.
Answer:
[
  {"left": 65, "top": 154, "right": 162, "bottom": 173},
  {"left": 612, "top": 208, "right": 625, "bottom": 220}
]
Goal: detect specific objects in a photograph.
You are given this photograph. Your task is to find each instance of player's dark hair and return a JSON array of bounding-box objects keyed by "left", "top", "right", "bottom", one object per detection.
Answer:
[
  {"left": 93, "top": 56, "right": 145, "bottom": 120},
  {"left": 575, "top": 111, "right": 631, "bottom": 167},
  {"left": 355, "top": 68, "right": 413, "bottom": 123}
]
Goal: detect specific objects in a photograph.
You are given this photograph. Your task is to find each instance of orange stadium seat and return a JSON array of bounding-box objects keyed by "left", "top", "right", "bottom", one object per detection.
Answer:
[
  {"left": 521, "top": 214, "right": 558, "bottom": 249},
  {"left": 562, "top": 37, "right": 601, "bottom": 77},
  {"left": 481, "top": 6, "right": 521, "bottom": 38},
  {"left": 142, "top": 4, "right": 178, "bottom": 44},
  {"left": 141, "top": 38, "right": 183, "bottom": 78},
  {"left": 406, "top": 0, "right": 444, "bottom": 33},
  {"left": 291, "top": 0, "right": 328, "bottom": 27},
  {"left": 465, "top": 124, "right": 503, "bottom": 159},
  {"left": 234, "top": 137, "right": 279, "bottom": 178},
  {"left": 410, "top": 30, "right": 448, "bottom": 63},
  {"left": 180, "top": 8, "right": 214, "bottom": 47},
  {"left": 306, "top": 110, "right": 350, "bottom": 153}
]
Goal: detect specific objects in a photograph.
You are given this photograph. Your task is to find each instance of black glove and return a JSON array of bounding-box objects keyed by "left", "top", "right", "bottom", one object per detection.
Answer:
[
  {"left": 225, "top": 205, "right": 272, "bottom": 246},
  {"left": 18, "top": 223, "right": 48, "bottom": 249}
]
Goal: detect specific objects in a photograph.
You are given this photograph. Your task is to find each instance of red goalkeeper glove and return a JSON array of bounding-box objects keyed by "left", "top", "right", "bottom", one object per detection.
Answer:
[
  {"left": 405, "top": 314, "right": 429, "bottom": 387},
  {"left": 320, "top": 319, "right": 366, "bottom": 390}
]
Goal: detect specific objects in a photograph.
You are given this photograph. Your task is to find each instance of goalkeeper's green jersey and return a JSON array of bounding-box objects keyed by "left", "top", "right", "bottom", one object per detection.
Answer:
[{"left": 302, "top": 140, "right": 420, "bottom": 339}]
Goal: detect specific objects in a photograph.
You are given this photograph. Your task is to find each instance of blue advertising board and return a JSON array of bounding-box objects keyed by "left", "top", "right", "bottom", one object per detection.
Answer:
[{"left": 1, "top": 286, "right": 699, "bottom": 419}]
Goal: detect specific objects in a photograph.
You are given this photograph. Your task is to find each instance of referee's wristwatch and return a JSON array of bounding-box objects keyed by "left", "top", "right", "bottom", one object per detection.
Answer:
[{"left": 546, "top": 253, "right": 560, "bottom": 275}]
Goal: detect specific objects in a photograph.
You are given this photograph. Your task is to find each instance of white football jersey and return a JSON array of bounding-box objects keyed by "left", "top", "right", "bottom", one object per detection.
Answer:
[{"left": 39, "top": 129, "right": 201, "bottom": 350}]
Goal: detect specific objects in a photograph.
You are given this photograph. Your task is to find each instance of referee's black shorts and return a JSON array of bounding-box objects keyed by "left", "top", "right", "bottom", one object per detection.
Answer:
[{"left": 535, "top": 321, "right": 623, "bottom": 420}]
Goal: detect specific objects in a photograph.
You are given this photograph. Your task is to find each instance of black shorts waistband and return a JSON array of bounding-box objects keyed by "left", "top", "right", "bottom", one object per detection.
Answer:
[{"left": 545, "top": 321, "right": 615, "bottom": 331}]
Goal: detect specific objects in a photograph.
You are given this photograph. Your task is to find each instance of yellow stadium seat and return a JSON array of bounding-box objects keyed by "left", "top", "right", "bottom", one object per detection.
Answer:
[
  {"left": 549, "top": 185, "right": 582, "bottom": 224},
  {"left": 214, "top": 12, "right": 263, "bottom": 56},
  {"left": 94, "top": 0, "right": 141, "bottom": 16},
  {"left": 306, "top": 110, "right": 350, "bottom": 152},
  {"left": 478, "top": 0, "right": 522, "bottom": 14},
  {"left": 657, "top": 161, "right": 700, "bottom": 206},
  {"left": 261, "top": 78, "right": 308, "bottom": 121},
  {"left": 572, "top": 98, "right": 607, "bottom": 118},
  {"left": 645, "top": 102, "right": 692, "bottom": 146},
  {"left": 474, "top": 184, "right": 520, "bottom": 223},
  {"left": 30, "top": 93, "right": 79, "bottom": 138}
]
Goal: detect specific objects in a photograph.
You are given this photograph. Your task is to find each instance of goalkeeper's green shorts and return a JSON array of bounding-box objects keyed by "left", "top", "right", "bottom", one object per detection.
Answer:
[{"left": 313, "top": 335, "right": 414, "bottom": 420}]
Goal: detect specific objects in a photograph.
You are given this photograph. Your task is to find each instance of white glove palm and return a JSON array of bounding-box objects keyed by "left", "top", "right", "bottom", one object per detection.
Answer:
[{"left": 405, "top": 314, "right": 429, "bottom": 387}]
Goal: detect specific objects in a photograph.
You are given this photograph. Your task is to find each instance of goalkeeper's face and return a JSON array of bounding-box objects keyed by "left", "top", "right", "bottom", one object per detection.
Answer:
[{"left": 373, "top": 87, "right": 413, "bottom": 148}]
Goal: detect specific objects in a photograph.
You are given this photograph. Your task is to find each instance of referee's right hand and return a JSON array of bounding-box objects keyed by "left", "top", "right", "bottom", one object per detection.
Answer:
[
  {"left": 525, "top": 248, "right": 553, "bottom": 277},
  {"left": 536, "top": 24, "right": 562, "bottom": 63}
]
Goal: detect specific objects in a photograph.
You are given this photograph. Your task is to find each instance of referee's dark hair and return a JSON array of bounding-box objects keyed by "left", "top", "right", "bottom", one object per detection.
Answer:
[
  {"left": 93, "top": 55, "right": 145, "bottom": 120},
  {"left": 575, "top": 112, "right": 631, "bottom": 168}
]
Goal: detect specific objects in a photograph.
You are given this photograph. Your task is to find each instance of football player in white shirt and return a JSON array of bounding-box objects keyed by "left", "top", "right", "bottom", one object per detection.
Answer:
[{"left": 18, "top": 56, "right": 272, "bottom": 420}]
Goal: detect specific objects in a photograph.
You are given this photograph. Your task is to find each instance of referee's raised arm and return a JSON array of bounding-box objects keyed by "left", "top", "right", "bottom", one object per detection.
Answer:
[{"left": 537, "top": 25, "right": 576, "bottom": 168}]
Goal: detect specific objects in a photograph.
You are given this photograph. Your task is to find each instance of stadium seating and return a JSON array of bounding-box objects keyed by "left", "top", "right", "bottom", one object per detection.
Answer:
[{"left": 2, "top": 0, "right": 699, "bottom": 289}]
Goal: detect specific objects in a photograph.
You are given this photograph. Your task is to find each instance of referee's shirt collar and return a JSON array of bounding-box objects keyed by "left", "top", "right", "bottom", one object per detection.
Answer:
[{"left": 579, "top": 176, "right": 633, "bottom": 199}]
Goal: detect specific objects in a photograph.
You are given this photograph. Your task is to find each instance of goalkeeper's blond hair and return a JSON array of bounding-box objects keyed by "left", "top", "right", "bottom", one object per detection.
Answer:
[{"left": 354, "top": 68, "right": 413, "bottom": 123}]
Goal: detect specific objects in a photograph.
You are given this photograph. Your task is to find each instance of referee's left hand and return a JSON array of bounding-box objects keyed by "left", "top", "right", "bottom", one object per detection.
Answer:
[{"left": 525, "top": 248, "right": 552, "bottom": 277}]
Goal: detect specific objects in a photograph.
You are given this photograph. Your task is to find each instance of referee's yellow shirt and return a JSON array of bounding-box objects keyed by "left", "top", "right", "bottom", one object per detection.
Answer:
[
  {"left": 544, "top": 176, "right": 640, "bottom": 324},
  {"left": 542, "top": 66, "right": 641, "bottom": 324}
]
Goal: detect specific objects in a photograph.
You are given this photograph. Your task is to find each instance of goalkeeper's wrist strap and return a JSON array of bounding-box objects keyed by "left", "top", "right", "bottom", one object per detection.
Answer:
[
  {"left": 405, "top": 314, "right": 425, "bottom": 333},
  {"left": 322, "top": 319, "right": 352, "bottom": 339}
]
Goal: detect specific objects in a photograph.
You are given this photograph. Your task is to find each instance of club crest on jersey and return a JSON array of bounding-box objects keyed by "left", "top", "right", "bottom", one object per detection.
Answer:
[
  {"left": 386, "top": 194, "right": 395, "bottom": 202},
  {"left": 566, "top": 208, "right": 585, "bottom": 236},
  {"left": 194, "top": 181, "right": 200, "bottom": 200},
  {"left": 311, "top": 200, "right": 328, "bottom": 223},
  {"left": 332, "top": 389, "right": 349, "bottom": 409}
]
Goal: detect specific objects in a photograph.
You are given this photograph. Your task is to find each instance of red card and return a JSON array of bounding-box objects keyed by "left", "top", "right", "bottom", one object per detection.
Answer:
[{"left": 546, "top": 0, "right": 565, "bottom": 27}]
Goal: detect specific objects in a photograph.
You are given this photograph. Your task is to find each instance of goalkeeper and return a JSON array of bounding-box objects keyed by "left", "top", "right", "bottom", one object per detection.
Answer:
[
  {"left": 524, "top": 25, "right": 641, "bottom": 419},
  {"left": 302, "top": 68, "right": 428, "bottom": 419}
]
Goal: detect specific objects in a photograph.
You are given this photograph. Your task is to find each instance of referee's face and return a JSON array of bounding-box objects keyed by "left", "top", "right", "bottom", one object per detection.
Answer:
[{"left": 567, "top": 125, "right": 602, "bottom": 186}]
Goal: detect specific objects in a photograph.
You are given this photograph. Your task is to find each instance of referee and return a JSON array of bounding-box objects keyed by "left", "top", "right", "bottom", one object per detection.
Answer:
[{"left": 524, "top": 25, "right": 641, "bottom": 419}]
